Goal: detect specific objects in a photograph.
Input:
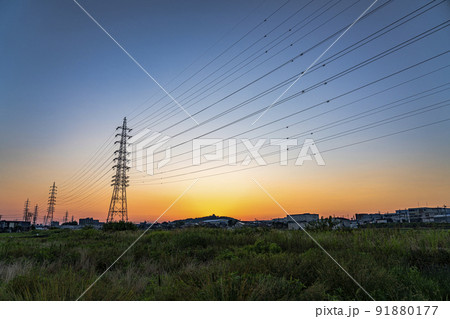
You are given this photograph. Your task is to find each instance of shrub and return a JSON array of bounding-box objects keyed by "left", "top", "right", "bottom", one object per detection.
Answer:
[{"left": 103, "top": 221, "right": 137, "bottom": 231}]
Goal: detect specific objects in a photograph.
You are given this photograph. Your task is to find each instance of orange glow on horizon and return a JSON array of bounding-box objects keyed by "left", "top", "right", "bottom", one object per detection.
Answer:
[{"left": 1, "top": 151, "right": 449, "bottom": 223}]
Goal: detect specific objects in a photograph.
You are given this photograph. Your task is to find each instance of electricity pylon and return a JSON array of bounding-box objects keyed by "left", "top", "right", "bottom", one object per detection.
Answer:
[
  {"left": 63, "top": 210, "right": 69, "bottom": 224},
  {"left": 107, "top": 117, "right": 131, "bottom": 222},
  {"left": 23, "top": 198, "right": 31, "bottom": 222},
  {"left": 32, "top": 204, "right": 38, "bottom": 225},
  {"left": 46, "top": 182, "right": 57, "bottom": 225}
]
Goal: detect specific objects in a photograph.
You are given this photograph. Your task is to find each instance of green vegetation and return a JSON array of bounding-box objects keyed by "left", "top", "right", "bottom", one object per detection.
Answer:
[
  {"left": 0, "top": 228, "right": 448, "bottom": 300},
  {"left": 102, "top": 221, "right": 137, "bottom": 231}
]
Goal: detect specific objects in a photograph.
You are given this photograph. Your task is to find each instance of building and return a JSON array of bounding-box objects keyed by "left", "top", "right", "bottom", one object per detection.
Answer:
[
  {"left": 200, "top": 219, "right": 230, "bottom": 227},
  {"left": 0, "top": 220, "right": 31, "bottom": 232},
  {"left": 79, "top": 217, "right": 102, "bottom": 227},
  {"left": 287, "top": 213, "right": 319, "bottom": 230},
  {"left": 332, "top": 217, "right": 351, "bottom": 229},
  {"left": 353, "top": 207, "right": 450, "bottom": 225},
  {"left": 382, "top": 212, "right": 408, "bottom": 223},
  {"left": 355, "top": 213, "right": 382, "bottom": 224},
  {"left": 355, "top": 213, "right": 383, "bottom": 224},
  {"left": 272, "top": 217, "right": 287, "bottom": 223},
  {"left": 434, "top": 214, "right": 450, "bottom": 223},
  {"left": 395, "top": 207, "right": 450, "bottom": 223},
  {"left": 232, "top": 221, "right": 246, "bottom": 229}
]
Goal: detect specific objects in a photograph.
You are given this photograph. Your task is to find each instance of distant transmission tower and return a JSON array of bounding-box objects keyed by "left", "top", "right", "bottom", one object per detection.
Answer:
[
  {"left": 107, "top": 117, "right": 131, "bottom": 222},
  {"left": 23, "top": 198, "right": 31, "bottom": 222},
  {"left": 32, "top": 204, "right": 38, "bottom": 225},
  {"left": 46, "top": 182, "right": 57, "bottom": 225},
  {"left": 64, "top": 210, "right": 68, "bottom": 224}
]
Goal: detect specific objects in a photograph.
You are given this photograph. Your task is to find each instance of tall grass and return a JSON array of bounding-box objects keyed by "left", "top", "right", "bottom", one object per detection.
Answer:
[{"left": 0, "top": 228, "right": 448, "bottom": 300}]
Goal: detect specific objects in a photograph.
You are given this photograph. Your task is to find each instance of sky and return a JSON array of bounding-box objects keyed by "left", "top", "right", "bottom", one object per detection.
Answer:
[{"left": 0, "top": 0, "right": 449, "bottom": 223}]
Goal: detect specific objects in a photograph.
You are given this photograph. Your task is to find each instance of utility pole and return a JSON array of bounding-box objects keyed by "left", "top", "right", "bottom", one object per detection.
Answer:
[
  {"left": 33, "top": 204, "right": 38, "bottom": 225},
  {"left": 107, "top": 117, "right": 131, "bottom": 222},
  {"left": 46, "top": 182, "right": 57, "bottom": 226},
  {"left": 23, "top": 198, "right": 31, "bottom": 222}
]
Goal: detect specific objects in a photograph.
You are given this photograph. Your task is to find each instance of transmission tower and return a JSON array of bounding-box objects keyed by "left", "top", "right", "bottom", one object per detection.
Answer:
[
  {"left": 64, "top": 210, "right": 69, "bottom": 224},
  {"left": 23, "top": 198, "right": 31, "bottom": 222},
  {"left": 32, "top": 204, "right": 38, "bottom": 225},
  {"left": 107, "top": 117, "right": 131, "bottom": 222},
  {"left": 46, "top": 182, "right": 57, "bottom": 225}
]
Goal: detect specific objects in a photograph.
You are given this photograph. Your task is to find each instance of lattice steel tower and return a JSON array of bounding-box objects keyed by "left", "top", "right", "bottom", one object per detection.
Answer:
[
  {"left": 23, "top": 198, "right": 31, "bottom": 222},
  {"left": 46, "top": 182, "right": 57, "bottom": 225},
  {"left": 107, "top": 117, "right": 131, "bottom": 222},
  {"left": 32, "top": 204, "right": 38, "bottom": 226}
]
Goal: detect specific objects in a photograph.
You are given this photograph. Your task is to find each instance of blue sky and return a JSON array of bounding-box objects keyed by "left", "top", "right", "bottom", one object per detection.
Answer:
[{"left": 0, "top": 0, "right": 449, "bottom": 221}]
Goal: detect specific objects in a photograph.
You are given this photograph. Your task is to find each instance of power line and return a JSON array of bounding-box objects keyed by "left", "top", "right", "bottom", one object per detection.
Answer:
[
  {"left": 131, "top": 0, "right": 391, "bottom": 130},
  {"left": 134, "top": 0, "right": 354, "bottom": 129},
  {"left": 58, "top": 0, "right": 294, "bottom": 202},
  {"left": 127, "top": 0, "right": 269, "bottom": 120},
  {"left": 132, "top": 118, "right": 450, "bottom": 186},
  {"left": 131, "top": 98, "right": 450, "bottom": 183},
  {"left": 129, "top": 81, "right": 450, "bottom": 176},
  {"left": 128, "top": 40, "right": 450, "bottom": 165},
  {"left": 59, "top": 130, "right": 116, "bottom": 188},
  {"left": 128, "top": 0, "right": 292, "bottom": 123},
  {"left": 132, "top": 3, "right": 442, "bottom": 142}
]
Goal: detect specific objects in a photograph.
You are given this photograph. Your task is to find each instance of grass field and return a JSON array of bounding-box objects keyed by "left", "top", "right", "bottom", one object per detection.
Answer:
[{"left": 0, "top": 227, "right": 448, "bottom": 300}]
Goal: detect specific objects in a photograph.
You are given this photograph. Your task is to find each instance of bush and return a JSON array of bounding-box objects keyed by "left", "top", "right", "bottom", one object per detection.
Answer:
[{"left": 103, "top": 221, "right": 137, "bottom": 231}]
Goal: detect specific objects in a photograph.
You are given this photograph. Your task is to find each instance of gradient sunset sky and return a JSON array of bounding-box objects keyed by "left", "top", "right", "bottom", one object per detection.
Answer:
[{"left": 0, "top": 0, "right": 449, "bottom": 222}]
